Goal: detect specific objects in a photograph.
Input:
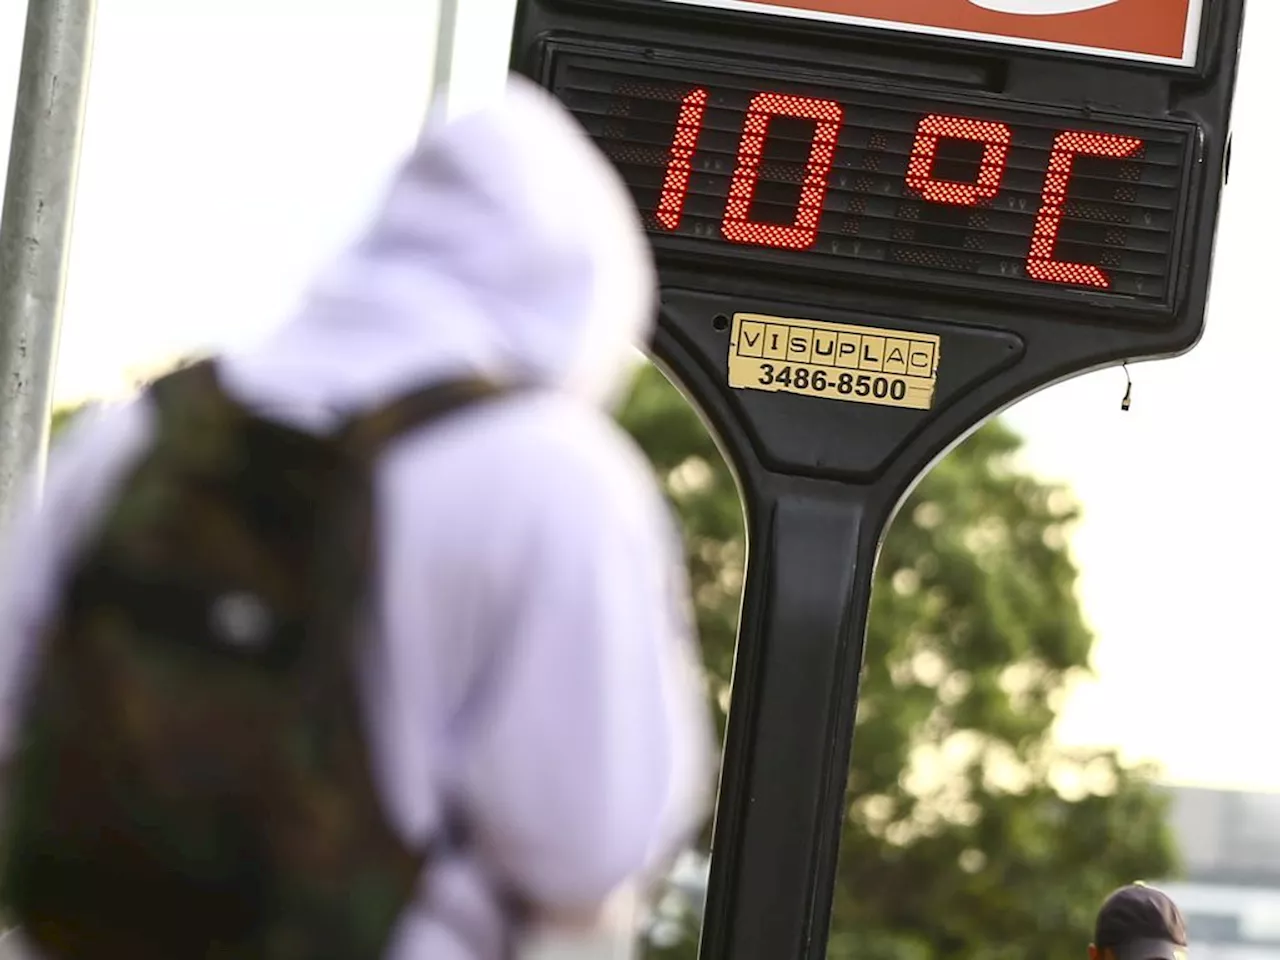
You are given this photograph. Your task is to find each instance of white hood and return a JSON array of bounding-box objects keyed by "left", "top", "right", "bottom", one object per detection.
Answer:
[{"left": 221, "top": 75, "right": 656, "bottom": 428}]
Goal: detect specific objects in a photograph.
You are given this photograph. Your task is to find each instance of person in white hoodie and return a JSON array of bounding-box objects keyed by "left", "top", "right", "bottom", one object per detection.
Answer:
[{"left": 0, "top": 75, "right": 714, "bottom": 960}]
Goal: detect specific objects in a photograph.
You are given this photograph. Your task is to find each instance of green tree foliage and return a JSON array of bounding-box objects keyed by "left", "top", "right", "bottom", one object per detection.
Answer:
[{"left": 617, "top": 363, "right": 1177, "bottom": 960}]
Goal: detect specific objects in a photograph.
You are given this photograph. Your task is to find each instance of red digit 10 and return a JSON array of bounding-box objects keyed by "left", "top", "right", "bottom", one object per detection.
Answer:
[
  {"left": 656, "top": 88, "right": 710, "bottom": 230},
  {"left": 653, "top": 88, "right": 1145, "bottom": 289},
  {"left": 721, "top": 92, "right": 844, "bottom": 251}
]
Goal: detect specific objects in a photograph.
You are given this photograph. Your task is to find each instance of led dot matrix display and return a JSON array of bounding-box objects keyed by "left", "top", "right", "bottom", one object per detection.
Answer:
[{"left": 554, "top": 54, "right": 1194, "bottom": 311}]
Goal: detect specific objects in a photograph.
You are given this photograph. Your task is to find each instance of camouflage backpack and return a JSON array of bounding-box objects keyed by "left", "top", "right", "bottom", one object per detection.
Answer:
[{"left": 0, "top": 360, "right": 505, "bottom": 960}]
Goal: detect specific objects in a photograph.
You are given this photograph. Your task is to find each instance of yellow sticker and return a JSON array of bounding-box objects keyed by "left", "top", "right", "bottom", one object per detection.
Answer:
[{"left": 728, "top": 313, "right": 941, "bottom": 411}]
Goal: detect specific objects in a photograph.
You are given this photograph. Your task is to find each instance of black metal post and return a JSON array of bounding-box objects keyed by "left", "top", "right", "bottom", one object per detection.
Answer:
[{"left": 698, "top": 480, "right": 884, "bottom": 960}]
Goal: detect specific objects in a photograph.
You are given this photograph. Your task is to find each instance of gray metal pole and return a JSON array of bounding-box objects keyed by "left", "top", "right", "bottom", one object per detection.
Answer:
[
  {"left": 428, "top": 0, "right": 460, "bottom": 119},
  {"left": 0, "top": 0, "right": 96, "bottom": 525}
]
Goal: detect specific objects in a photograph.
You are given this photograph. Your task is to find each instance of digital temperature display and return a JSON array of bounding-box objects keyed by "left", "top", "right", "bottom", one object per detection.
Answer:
[{"left": 550, "top": 51, "right": 1195, "bottom": 311}]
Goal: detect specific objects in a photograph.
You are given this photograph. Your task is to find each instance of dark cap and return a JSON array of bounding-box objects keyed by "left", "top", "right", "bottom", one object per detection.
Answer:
[{"left": 1095, "top": 884, "right": 1188, "bottom": 960}]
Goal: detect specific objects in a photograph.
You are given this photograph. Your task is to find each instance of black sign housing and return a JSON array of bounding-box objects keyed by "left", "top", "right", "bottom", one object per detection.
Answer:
[{"left": 511, "top": 3, "right": 1246, "bottom": 959}]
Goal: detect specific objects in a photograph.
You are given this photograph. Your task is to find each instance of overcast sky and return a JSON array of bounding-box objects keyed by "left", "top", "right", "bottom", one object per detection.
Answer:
[{"left": 0, "top": 0, "right": 1273, "bottom": 790}]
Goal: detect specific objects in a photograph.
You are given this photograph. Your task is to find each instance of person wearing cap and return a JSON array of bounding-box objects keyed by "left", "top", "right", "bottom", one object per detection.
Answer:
[{"left": 1091, "top": 883, "right": 1190, "bottom": 960}]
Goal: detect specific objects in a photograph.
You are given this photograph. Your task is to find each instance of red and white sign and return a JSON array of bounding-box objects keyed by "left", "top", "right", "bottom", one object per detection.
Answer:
[{"left": 652, "top": 0, "right": 1204, "bottom": 66}]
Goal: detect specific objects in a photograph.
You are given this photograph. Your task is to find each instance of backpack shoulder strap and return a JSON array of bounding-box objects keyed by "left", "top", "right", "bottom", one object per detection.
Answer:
[
  {"left": 338, "top": 376, "right": 514, "bottom": 462},
  {"left": 147, "top": 360, "right": 512, "bottom": 456}
]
